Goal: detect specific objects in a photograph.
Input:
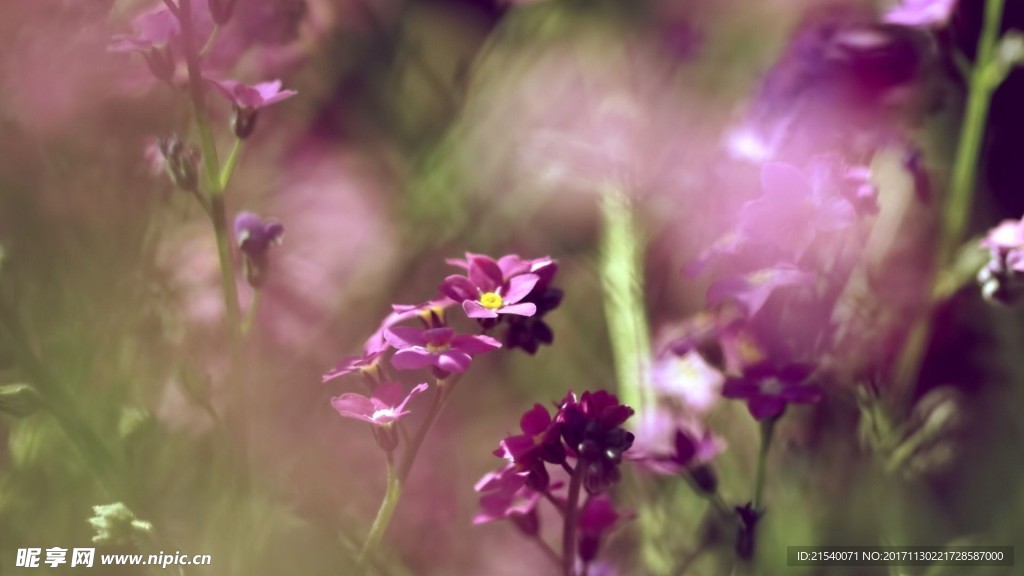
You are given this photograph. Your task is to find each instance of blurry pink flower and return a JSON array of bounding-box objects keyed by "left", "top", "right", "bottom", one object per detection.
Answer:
[
  {"left": 884, "top": 0, "right": 957, "bottom": 28},
  {"left": 108, "top": 6, "right": 180, "bottom": 52},
  {"left": 330, "top": 382, "right": 428, "bottom": 426},
  {"left": 209, "top": 78, "right": 298, "bottom": 110},
  {"left": 650, "top": 350, "right": 724, "bottom": 414},
  {"left": 472, "top": 465, "right": 541, "bottom": 529},
  {"left": 707, "top": 264, "right": 816, "bottom": 318},
  {"left": 722, "top": 363, "right": 822, "bottom": 421},
  {"left": 321, "top": 350, "right": 385, "bottom": 383}
]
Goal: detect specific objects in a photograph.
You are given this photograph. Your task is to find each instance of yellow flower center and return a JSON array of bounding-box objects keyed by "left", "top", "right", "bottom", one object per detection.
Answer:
[
  {"left": 479, "top": 292, "right": 504, "bottom": 310},
  {"left": 426, "top": 342, "right": 449, "bottom": 353}
]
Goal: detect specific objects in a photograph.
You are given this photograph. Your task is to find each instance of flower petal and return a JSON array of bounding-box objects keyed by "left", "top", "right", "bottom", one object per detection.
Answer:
[
  {"left": 330, "top": 393, "right": 376, "bottom": 422},
  {"left": 502, "top": 274, "right": 540, "bottom": 304},
  {"left": 451, "top": 334, "right": 502, "bottom": 354},
  {"left": 468, "top": 255, "right": 503, "bottom": 291},
  {"left": 385, "top": 326, "right": 428, "bottom": 349},
  {"left": 747, "top": 396, "right": 786, "bottom": 421},
  {"left": 498, "top": 303, "right": 537, "bottom": 317},
  {"left": 437, "top": 351, "right": 472, "bottom": 373},
  {"left": 440, "top": 275, "right": 479, "bottom": 303},
  {"left": 391, "top": 348, "right": 435, "bottom": 371},
  {"left": 464, "top": 300, "right": 499, "bottom": 319}
]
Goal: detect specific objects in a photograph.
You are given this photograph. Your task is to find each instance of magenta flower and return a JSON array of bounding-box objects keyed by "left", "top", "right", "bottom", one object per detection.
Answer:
[
  {"left": 209, "top": 79, "right": 298, "bottom": 110},
  {"left": 440, "top": 254, "right": 539, "bottom": 319},
  {"left": 884, "top": 0, "right": 957, "bottom": 28},
  {"left": 722, "top": 363, "right": 822, "bottom": 421},
  {"left": 577, "top": 496, "right": 623, "bottom": 564},
  {"left": 208, "top": 79, "right": 297, "bottom": 138},
  {"left": 448, "top": 253, "right": 558, "bottom": 289},
  {"left": 330, "top": 382, "right": 428, "bottom": 426},
  {"left": 738, "top": 162, "right": 857, "bottom": 258},
  {"left": 706, "top": 264, "right": 816, "bottom": 318},
  {"left": 494, "top": 403, "right": 566, "bottom": 490},
  {"left": 472, "top": 465, "right": 543, "bottom": 535},
  {"left": 631, "top": 409, "right": 724, "bottom": 493},
  {"left": 557, "top": 391, "right": 635, "bottom": 494},
  {"left": 384, "top": 326, "right": 501, "bottom": 374}
]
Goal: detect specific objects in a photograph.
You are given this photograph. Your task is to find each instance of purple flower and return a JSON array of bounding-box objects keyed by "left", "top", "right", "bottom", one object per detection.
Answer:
[
  {"left": 440, "top": 254, "right": 539, "bottom": 319},
  {"left": 557, "top": 391, "right": 635, "bottom": 494},
  {"left": 208, "top": 79, "right": 297, "bottom": 138},
  {"left": 384, "top": 326, "right": 501, "bottom": 374},
  {"left": 209, "top": 78, "right": 298, "bottom": 110},
  {"left": 473, "top": 465, "right": 543, "bottom": 535},
  {"left": 494, "top": 403, "right": 566, "bottom": 490},
  {"left": 707, "top": 264, "right": 816, "bottom": 318},
  {"left": 884, "top": 0, "right": 957, "bottom": 28},
  {"left": 650, "top": 350, "right": 724, "bottom": 414},
  {"left": 233, "top": 211, "right": 284, "bottom": 288},
  {"left": 738, "top": 162, "right": 857, "bottom": 259},
  {"left": 977, "top": 217, "right": 1024, "bottom": 304},
  {"left": 722, "top": 363, "right": 822, "bottom": 421},
  {"left": 330, "top": 382, "right": 428, "bottom": 426},
  {"left": 631, "top": 409, "right": 724, "bottom": 492},
  {"left": 577, "top": 496, "right": 622, "bottom": 563},
  {"left": 234, "top": 211, "right": 285, "bottom": 257}
]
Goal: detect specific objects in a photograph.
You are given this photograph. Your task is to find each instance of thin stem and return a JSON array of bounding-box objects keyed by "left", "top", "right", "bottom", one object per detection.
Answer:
[
  {"left": 562, "top": 462, "right": 585, "bottom": 576},
  {"left": 241, "top": 289, "right": 261, "bottom": 336},
  {"left": 353, "top": 378, "right": 454, "bottom": 568},
  {"left": 178, "top": 0, "right": 239, "bottom": 331},
  {"left": 356, "top": 450, "right": 401, "bottom": 566},
  {"left": 200, "top": 25, "right": 221, "bottom": 58},
  {"left": 219, "top": 139, "right": 243, "bottom": 191},
  {"left": 892, "top": 0, "right": 1005, "bottom": 402},
  {"left": 752, "top": 418, "right": 776, "bottom": 512}
]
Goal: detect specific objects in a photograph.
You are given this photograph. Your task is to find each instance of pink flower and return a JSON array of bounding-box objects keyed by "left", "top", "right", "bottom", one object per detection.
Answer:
[
  {"left": 384, "top": 326, "right": 501, "bottom": 373},
  {"left": 208, "top": 78, "right": 298, "bottom": 110},
  {"left": 885, "top": 0, "right": 958, "bottom": 28},
  {"left": 330, "top": 382, "right": 428, "bottom": 426},
  {"left": 440, "top": 254, "right": 539, "bottom": 319}
]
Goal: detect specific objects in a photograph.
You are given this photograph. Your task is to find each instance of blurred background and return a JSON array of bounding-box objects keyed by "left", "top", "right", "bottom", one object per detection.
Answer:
[{"left": 0, "top": 0, "right": 1022, "bottom": 574}]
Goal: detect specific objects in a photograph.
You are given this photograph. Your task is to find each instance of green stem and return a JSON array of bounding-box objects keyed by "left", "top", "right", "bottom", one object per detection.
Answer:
[
  {"left": 355, "top": 451, "right": 401, "bottom": 567},
  {"left": 598, "top": 186, "right": 652, "bottom": 416},
  {"left": 219, "top": 139, "right": 242, "bottom": 191},
  {"left": 241, "top": 289, "right": 261, "bottom": 337},
  {"left": 562, "top": 464, "right": 584, "bottom": 576},
  {"left": 752, "top": 418, "right": 776, "bottom": 512},
  {"left": 354, "top": 379, "right": 453, "bottom": 568},
  {"left": 178, "top": 0, "right": 239, "bottom": 331},
  {"left": 892, "top": 0, "right": 1005, "bottom": 402}
]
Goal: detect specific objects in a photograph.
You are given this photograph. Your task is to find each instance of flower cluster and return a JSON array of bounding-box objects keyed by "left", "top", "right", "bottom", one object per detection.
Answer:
[
  {"left": 475, "top": 391, "right": 633, "bottom": 568},
  {"left": 324, "top": 253, "right": 561, "bottom": 449}
]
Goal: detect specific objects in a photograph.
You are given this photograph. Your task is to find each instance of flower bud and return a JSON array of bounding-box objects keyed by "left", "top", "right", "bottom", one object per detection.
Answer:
[
  {"left": 158, "top": 136, "right": 200, "bottom": 192},
  {"left": 232, "top": 108, "right": 259, "bottom": 140}
]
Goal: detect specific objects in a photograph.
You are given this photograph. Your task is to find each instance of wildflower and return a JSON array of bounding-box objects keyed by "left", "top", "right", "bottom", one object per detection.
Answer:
[
  {"left": 473, "top": 465, "right": 544, "bottom": 536},
  {"left": 233, "top": 212, "right": 284, "bottom": 288},
  {"left": 706, "top": 264, "right": 816, "bottom": 318},
  {"left": 557, "top": 391, "right": 635, "bottom": 494},
  {"left": 331, "top": 382, "right": 427, "bottom": 426},
  {"left": 884, "top": 0, "right": 958, "bottom": 29},
  {"left": 577, "top": 496, "right": 622, "bottom": 564},
  {"left": 108, "top": 6, "right": 180, "bottom": 83},
  {"left": 384, "top": 326, "right": 501, "bottom": 376},
  {"left": 650, "top": 350, "right": 725, "bottom": 414},
  {"left": 440, "top": 254, "right": 539, "bottom": 319},
  {"left": 331, "top": 382, "right": 428, "bottom": 450},
  {"left": 495, "top": 403, "right": 566, "bottom": 490},
  {"left": 631, "top": 409, "right": 724, "bottom": 493},
  {"left": 208, "top": 79, "right": 297, "bottom": 139},
  {"left": 722, "top": 363, "right": 822, "bottom": 421}
]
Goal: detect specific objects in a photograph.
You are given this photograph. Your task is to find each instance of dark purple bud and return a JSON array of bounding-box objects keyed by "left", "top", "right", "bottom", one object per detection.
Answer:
[
  {"left": 158, "top": 135, "right": 200, "bottom": 192},
  {"left": 233, "top": 108, "right": 259, "bottom": 139}
]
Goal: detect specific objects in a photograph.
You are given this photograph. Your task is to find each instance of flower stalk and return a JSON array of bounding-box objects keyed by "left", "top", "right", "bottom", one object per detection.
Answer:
[{"left": 562, "top": 463, "right": 585, "bottom": 576}]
